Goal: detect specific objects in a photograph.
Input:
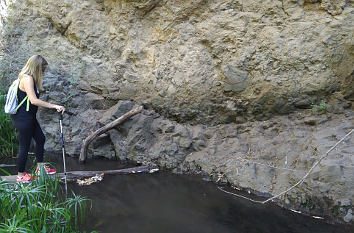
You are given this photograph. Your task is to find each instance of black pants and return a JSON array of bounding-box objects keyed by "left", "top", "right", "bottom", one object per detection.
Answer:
[{"left": 11, "top": 118, "right": 45, "bottom": 172}]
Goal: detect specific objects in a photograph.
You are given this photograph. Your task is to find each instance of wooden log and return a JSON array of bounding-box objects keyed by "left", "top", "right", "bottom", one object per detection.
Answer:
[
  {"left": 0, "top": 165, "right": 159, "bottom": 182},
  {"left": 79, "top": 106, "right": 143, "bottom": 163},
  {"left": 0, "top": 164, "right": 16, "bottom": 168},
  {"left": 63, "top": 165, "right": 158, "bottom": 179}
]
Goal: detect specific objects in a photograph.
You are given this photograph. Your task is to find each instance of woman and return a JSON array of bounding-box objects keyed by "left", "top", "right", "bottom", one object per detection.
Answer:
[{"left": 11, "top": 55, "right": 65, "bottom": 182}]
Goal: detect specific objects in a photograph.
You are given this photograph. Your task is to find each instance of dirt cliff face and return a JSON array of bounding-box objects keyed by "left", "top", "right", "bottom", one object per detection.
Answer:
[{"left": 0, "top": 0, "right": 353, "bottom": 223}]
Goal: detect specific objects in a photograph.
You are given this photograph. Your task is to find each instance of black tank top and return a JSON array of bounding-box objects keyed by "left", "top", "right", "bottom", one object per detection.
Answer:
[{"left": 11, "top": 84, "right": 39, "bottom": 120}]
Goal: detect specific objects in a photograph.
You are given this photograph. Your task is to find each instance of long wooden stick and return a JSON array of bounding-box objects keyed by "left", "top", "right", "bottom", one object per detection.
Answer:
[
  {"left": 0, "top": 165, "right": 159, "bottom": 182},
  {"left": 63, "top": 165, "right": 158, "bottom": 179},
  {"left": 0, "top": 164, "right": 16, "bottom": 168},
  {"left": 79, "top": 106, "right": 143, "bottom": 163},
  {"left": 262, "top": 129, "right": 353, "bottom": 204},
  {"left": 217, "top": 129, "right": 354, "bottom": 204}
]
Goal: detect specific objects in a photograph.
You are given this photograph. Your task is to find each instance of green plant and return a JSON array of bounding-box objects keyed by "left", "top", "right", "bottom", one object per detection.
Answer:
[
  {"left": 69, "top": 60, "right": 86, "bottom": 89},
  {"left": 0, "top": 167, "right": 90, "bottom": 232},
  {"left": 0, "top": 89, "right": 18, "bottom": 158},
  {"left": 63, "top": 92, "right": 75, "bottom": 104},
  {"left": 311, "top": 100, "right": 328, "bottom": 113},
  {"left": 0, "top": 168, "right": 11, "bottom": 176}
]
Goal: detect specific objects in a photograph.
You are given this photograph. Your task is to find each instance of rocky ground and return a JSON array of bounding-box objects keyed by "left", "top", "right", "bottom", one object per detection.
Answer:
[{"left": 0, "top": 0, "right": 353, "bottom": 224}]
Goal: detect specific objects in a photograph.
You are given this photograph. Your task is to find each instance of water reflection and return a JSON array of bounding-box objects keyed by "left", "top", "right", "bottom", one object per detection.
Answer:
[{"left": 71, "top": 173, "right": 352, "bottom": 233}]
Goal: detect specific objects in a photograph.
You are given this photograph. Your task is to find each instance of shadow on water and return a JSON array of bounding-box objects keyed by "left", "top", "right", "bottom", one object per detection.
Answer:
[{"left": 1, "top": 154, "right": 353, "bottom": 233}]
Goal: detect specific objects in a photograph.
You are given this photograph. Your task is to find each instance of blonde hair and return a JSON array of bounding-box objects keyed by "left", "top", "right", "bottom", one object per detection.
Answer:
[{"left": 18, "top": 55, "right": 48, "bottom": 90}]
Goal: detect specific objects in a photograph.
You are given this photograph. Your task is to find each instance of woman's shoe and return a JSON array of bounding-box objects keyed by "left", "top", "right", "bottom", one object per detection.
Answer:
[
  {"left": 36, "top": 165, "right": 56, "bottom": 175},
  {"left": 16, "top": 172, "right": 32, "bottom": 182}
]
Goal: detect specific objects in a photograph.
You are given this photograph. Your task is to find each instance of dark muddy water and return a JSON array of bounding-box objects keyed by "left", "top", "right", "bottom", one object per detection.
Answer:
[{"left": 1, "top": 154, "right": 353, "bottom": 233}]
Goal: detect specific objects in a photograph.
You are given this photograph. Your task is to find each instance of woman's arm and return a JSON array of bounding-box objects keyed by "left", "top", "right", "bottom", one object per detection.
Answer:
[{"left": 22, "top": 74, "right": 65, "bottom": 113}]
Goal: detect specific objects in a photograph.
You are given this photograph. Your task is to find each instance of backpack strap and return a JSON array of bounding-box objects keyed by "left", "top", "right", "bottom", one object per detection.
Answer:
[
  {"left": 16, "top": 78, "right": 30, "bottom": 112},
  {"left": 13, "top": 79, "right": 20, "bottom": 101},
  {"left": 26, "top": 97, "right": 30, "bottom": 111},
  {"left": 15, "top": 96, "right": 29, "bottom": 111}
]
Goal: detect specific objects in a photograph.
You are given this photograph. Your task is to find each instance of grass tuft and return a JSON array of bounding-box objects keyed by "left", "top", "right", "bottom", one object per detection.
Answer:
[{"left": 0, "top": 165, "right": 90, "bottom": 232}]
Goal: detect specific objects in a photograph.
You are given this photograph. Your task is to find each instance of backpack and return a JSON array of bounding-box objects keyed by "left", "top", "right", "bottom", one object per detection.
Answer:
[{"left": 4, "top": 79, "right": 30, "bottom": 114}]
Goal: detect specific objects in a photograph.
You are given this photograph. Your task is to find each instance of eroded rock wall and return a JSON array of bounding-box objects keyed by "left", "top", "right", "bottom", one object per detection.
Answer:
[
  {"left": 2, "top": 0, "right": 353, "bottom": 124},
  {"left": 0, "top": 0, "right": 353, "bottom": 223},
  {"left": 45, "top": 0, "right": 354, "bottom": 124}
]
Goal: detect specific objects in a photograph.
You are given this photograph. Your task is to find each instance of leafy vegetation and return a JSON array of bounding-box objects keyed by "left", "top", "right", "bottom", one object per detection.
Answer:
[
  {"left": 0, "top": 166, "right": 90, "bottom": 232},
  {"left": 311, "top": 100, "right": 328, "bottom": 113}
]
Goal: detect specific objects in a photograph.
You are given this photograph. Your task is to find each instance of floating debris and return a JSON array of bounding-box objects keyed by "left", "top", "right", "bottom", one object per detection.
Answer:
[
  {"left": 77, "top": 173, "right": 104, "bottom": 186},
  {"left": 149, "top": 168, "right": 159, "bottom": 173},
  {"left": 312, "top": 216, "right": 324, "bottom": 220},
  {"left": 290, "top": 209, "right": 302, "bottom": 214},
  {"left": 216, "top": 173, "right": 225, "bottom": 182},
  {"left": 202, "top": 177, "right": 212, "bottom": 182},
  {"left": 231, "top": 185, "right": 241, "bottom": 191}
]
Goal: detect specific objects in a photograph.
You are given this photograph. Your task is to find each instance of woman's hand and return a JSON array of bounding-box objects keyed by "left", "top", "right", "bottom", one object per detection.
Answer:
[{"left": 54, "top": 105, "right": 65, "bottom": 113}]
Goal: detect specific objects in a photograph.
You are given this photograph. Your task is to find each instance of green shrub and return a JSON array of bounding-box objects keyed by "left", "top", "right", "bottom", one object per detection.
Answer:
[
  {"left": 0, "top": 167, "right": 90, "bottom": 232},
  {"left": 311, "top": 100, "right": 328, "bottom": 113},
  {"left": 0, "top": 87, "right": 18, "bottom": 158}
]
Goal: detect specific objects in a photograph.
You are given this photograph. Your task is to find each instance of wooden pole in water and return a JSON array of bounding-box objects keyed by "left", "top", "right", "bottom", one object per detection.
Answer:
[{"left": 79, "top": 106, "right": 143, "bottom": 163}]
